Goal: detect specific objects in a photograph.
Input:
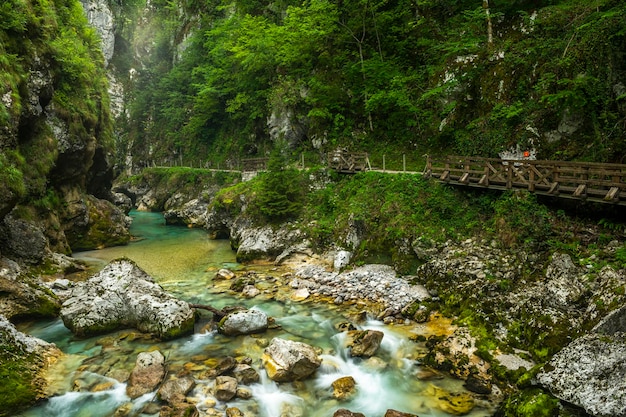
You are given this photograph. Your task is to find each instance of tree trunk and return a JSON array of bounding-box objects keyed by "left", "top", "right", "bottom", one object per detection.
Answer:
[{"left": 483, "top": 0, "right": 493, "bottom": 47}]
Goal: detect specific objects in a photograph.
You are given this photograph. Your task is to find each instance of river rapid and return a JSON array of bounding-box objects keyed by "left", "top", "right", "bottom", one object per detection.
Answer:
[{"left": 16, "top": 211, "right": 495, "bottom": 417}]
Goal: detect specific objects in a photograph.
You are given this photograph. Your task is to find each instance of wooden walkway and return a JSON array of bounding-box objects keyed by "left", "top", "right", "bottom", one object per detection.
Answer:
[
  {"left": 425, "top": 155, "right": 626, "bottom": 205},
  {"left": 327, "top": 150, "right": 371, "bottom": 173}
]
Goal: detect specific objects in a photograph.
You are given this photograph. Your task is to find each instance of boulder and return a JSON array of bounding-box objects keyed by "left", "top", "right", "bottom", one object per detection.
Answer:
[
  {"left": 333, "top": 250, "right": 352, "bottom": 271},
  {"left": 332, "top": 376, "right": 357, "bottom": 400},
  {"left": 262, "top": 337, "right": 321, "bottom": 382},
  {"left": 537, "top": 332, "right": 626, "bottom": 416},
  {"left": 215, "top": 375, "right": 238, "bottom": 401},
  {"left": 164, "top": 198, "right": 208, "bottom": 227},
  {"left": 226, "top": 408, "right": 245, "bottom": 417},
  {"left": 384, "top": 410, "right": 419, "bottom": 417},
  {"left": 232, "top": 363, "right": 260, "bottom": 384},
  {"left": 0, "top": 271, "right": 60, "bottom": 320},
  {"left": 242, "top": 285, "right": 260, "bottom": 298},
  {"left": 213, "top": 356, "right": 237, "bottom": 376},
  {"left": 219, "top": 309, "right": 269, "bottom": 336},
  {"left": 127, "top": 350, "right": 166, "bottom": 399},
  {"left": 348, "top": 330, "right": 384, "bottom": 358},
  {"left": 158, "top": 376, "right": 195, "bottom": 404},
  {"left": 215, "top": 268, "right": 236, "bottom": 280},
  {"left": 0, "top": 315, "right": 62, "bottom": 407},
  {"left": 60, "top": 259, "right": 194, "bottom": 339},
  {"left": 334, "top": 410, "right": 365, "bottom": 417}
]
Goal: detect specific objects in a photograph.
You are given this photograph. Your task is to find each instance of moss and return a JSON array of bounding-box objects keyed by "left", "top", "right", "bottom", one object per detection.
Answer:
[
  {"left": 497, "top": 388, "right": 561, "bottom": 417},
  {"left": 0, "top": 336, "right": 40, "bottom": 415},
  {"left": 160, "top": 318, "right": 195, "bottom": 340}
]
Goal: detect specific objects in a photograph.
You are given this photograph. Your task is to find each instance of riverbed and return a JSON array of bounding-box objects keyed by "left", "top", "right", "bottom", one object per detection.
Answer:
[{"left": 16, "top": 211, "right": 495, "bottom": 417}]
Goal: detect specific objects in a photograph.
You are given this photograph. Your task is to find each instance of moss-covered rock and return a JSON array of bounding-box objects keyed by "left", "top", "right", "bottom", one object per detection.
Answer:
[{"left": 0, "top": 315, "right": 62, "bottom": 416}]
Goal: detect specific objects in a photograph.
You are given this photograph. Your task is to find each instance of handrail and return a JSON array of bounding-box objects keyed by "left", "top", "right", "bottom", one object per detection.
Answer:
[{"left": 425, "top": 155, "right": 626, "bottom": 205}]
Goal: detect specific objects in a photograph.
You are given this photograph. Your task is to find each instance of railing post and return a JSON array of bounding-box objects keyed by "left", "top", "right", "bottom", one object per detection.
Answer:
[
  {"left": 506, "top": 161, "right": 512, "bottom": 189},
  {"left": 403, "top": 154, "right": 406, "bottom": 172},
  {"left": 383, "top": 155, "right": 386, "bottom": 172}
]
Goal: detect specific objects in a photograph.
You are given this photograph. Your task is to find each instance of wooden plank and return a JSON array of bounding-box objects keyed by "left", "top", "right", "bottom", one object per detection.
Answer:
[
  {"left": 604, "top": 187, "right": 620, "bottom": 202},
  {"left": 573, "top": 184, "right": 587, "bottom": 197}
]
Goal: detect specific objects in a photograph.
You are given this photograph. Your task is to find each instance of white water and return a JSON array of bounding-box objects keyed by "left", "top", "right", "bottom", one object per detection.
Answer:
[{"left": 16, "top": 211, "right": 494, "bottom": 417}]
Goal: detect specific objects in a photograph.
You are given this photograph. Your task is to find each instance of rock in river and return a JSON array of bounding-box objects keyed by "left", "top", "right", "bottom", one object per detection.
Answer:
[
  {"left": 262, "top": 337, "right": 321, "bottom": 382},
  {"left": 218, "top": 308, "right": 269, "bottom": 336},
  {"left": 60, "top": 258, "right": 194, "bottom": 339},
  {"left": 127, "top": 350, "right": 166, "bottom": 399}
]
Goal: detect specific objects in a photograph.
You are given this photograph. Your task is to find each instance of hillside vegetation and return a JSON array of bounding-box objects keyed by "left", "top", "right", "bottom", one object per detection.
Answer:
[{"left": 114, "top": 0, "right": 626, "bottom": 169}]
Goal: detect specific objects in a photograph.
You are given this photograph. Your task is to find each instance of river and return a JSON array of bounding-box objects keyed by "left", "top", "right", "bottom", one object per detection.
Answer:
[{"left": 16, "top": 211, "right": 495, "bottom": 417}]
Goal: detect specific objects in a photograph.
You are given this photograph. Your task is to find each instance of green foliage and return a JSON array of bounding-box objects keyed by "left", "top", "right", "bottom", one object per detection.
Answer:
[
  {"left": 0, "top": 151, "right": 26, "bottom": 198},
  {"left": 615, "top": 245, "right": 626, "bottom": 269},
  {"left": 491, "top": 191, "right": 553, "bottom": 249},
  {"left": 257, "top": 150, "right": 304, "bottom": 221},
  {"left": 303, "top": 172, "right": 488, "bottom": 271},
  {"left": 117, "top": 0, "right": 626, "bottom": 165}
]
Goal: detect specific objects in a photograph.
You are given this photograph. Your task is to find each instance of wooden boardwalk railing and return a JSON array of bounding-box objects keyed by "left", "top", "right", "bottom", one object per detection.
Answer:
[
  {"left": 327, "top": 151, "right": 371, "bottom": 173},
  {"left": 425, "top": 155, "right": 626, "bottom": 205},
  {"left": 242, "top": 157, "right": 269, "bottom": 172}
]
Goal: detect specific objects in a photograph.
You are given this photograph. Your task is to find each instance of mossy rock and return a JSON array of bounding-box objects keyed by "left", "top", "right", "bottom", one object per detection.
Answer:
[{"left": 496, "top": 388, "right": 560, "bottom": 417}]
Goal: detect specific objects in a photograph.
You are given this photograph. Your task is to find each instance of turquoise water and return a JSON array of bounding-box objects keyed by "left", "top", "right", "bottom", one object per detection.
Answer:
[{"left": 17, "top": 211, "right": 494, "bottom": 417}]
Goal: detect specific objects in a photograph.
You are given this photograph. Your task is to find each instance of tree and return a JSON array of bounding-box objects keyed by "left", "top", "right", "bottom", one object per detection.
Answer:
[{"left": 257, "top": 149, "right": 303, "bottom": 221}]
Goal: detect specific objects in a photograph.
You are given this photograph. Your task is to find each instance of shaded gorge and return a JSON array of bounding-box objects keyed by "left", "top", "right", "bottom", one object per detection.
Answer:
[{"left": 17, "top": 211, "right": 495, "bottom": 417}]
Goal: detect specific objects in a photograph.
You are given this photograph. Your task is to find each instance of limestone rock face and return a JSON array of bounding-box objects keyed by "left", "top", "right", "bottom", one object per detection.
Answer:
[
  {"left": 79, "top": 0, "right": 115, "bottom": 66},
  {"left": 1, "top": 214, "right": 49, "bottom": 264},
  {"left": 219, "top": 309, "right": 269, "bottom": 336},
  {"left": 262, "top": 337, "right": 321, "bottom": 382},
  {"left": 230, "top": 222, "right": 310, "bottom": 263},
  {"left": 60, "top": 259, "right": 194, "bottom": 339},
  {"left": 62, "top": 192, "right": 131, "bottom": 251},
  {"left": 164, "top": 198, "right": 208, "bottom": 227},
  {"left": 127, "top": 350, "right": 166, "bottom": 399}
]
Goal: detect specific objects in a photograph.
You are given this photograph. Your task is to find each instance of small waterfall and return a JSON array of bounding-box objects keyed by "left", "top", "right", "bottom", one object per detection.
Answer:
[
  {"left": 249, "top": 373, "right": 305, "bottom": 417},
  {"left": 21, "top": 374, "right": 137, "bottom": 417}
]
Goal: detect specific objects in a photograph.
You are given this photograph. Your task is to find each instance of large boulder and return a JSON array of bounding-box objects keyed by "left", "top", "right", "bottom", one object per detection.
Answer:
[
  {"left": 537, "top": 304, "right": 626, "bottom": 417},
  {"left": 60, "top": 259, "right": 194, "bottom": 339},
  {"left": 262, "top": 337, "right": 321, "bottom": 382},
  {"left": 0, "top": 315, "right": 62, "bottom": 410},
  {"left": 218, "top": 309, "right": 269, "bottom": 336},
  {"left": 230, "top": 220, "right": 311, "bottom": 263}
]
